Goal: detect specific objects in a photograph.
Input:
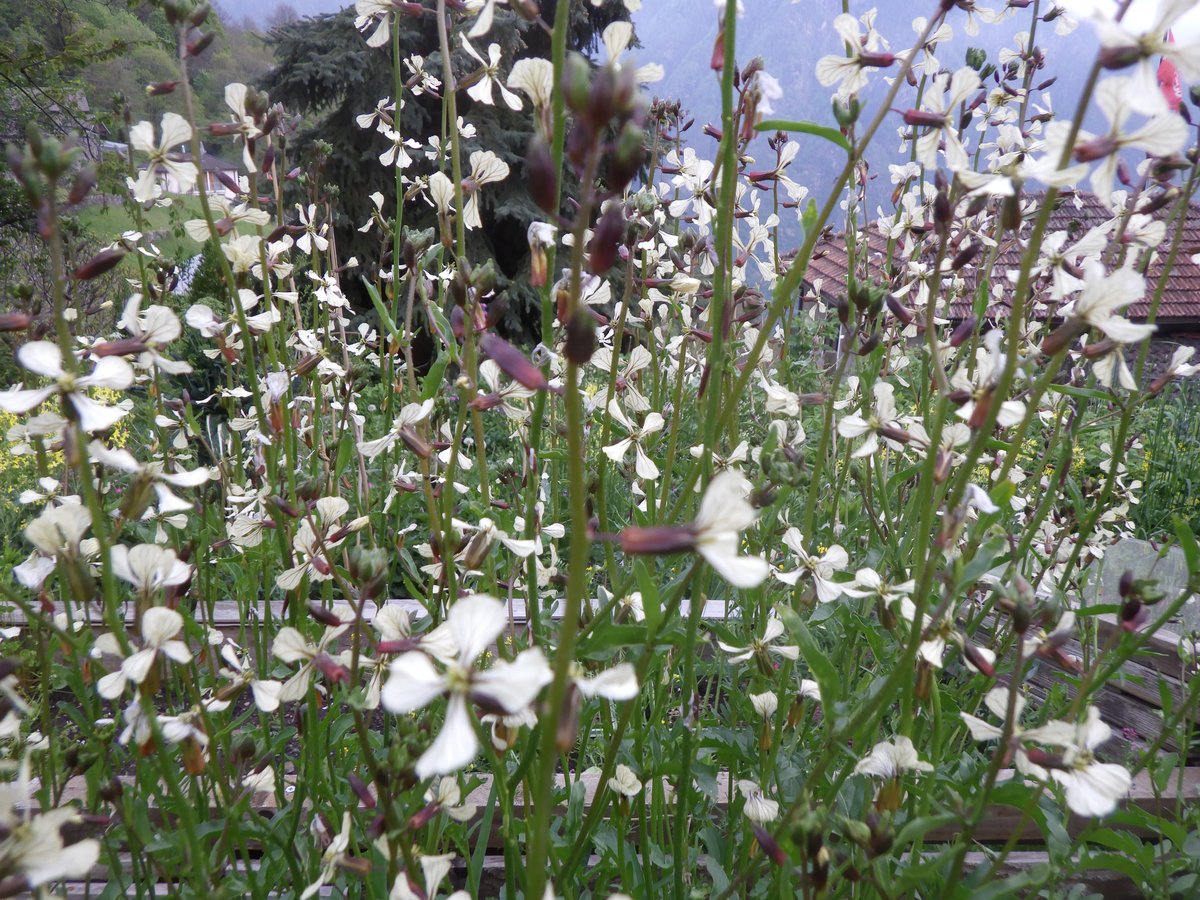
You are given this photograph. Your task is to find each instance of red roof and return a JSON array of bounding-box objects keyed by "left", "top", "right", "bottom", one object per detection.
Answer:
[{"left": 804, "top": 191, "right": 1200, "bottom": 325}]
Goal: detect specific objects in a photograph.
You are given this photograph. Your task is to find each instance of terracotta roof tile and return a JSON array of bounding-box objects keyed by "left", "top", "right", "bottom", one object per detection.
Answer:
[{"left": 802, "top": 191, "right": 1200, "bottom": 326}]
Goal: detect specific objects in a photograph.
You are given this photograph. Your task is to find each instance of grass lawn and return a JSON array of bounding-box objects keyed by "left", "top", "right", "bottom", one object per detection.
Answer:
[{"left": 71, "top": 195, "right": 207, "bottom": 262}]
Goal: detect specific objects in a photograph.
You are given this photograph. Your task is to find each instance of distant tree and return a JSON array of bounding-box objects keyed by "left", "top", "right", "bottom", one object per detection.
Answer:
[
  {"left": 267, "top": 3, "right": 300, "bottom": 29},
  {"left": 261, "top": 3, "right": 628, "bottom": 342}
]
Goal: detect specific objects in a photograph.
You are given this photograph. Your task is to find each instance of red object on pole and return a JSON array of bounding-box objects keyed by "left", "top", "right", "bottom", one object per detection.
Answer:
[{"left": 1159, "top": 29, "right": 1183, "bottom": 111}]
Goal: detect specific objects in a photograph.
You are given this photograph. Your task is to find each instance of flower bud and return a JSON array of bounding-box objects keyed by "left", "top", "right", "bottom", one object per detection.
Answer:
[
  {"left": 190, "top": 1, "right": 211, "bottom": 26},
  {"left": 949, "top": 316, "right": 977, "bottom": 347},
  {"left": 313, "top": 652, "right": 349, "bottom": 685},
  {"left": 348, "top": 547, "right": 389, "bottom": 599},
  {"left": 73, "top": 248, "right": 126, "bottom": 281},
  {"left": 562, "top": 53, "right": 593, "bottom": 115},
  {"left": 1098, "top": 44, "right": 1144, "bottom": 71},
  {"left": 186, "top": 31, "right": 215, "bottom": 58},
  {"left": 1073, "top": 136, "right": 1119, "bottom": 163},
  {"left": 885, "top": 293, "right": 913, "bottom": 326},
  {"left": 525, "top": 135, "right": 558, "bottom": 215},
  {"left": 118, "top": 474, "right": 156, "bottom": 522},
  {"left": 0, "top": 314, "right": 30, "bottom": 333},
  {"left": 67, "top": 168, "right": 96, "bottom": 205},
  {"left": 589, "top": 204, "right": 624, "bottom": 275},
  {"left": 752, "top": 826, "right": 787, "bottom": 865},
  {"left": 348, "top": 772, "right": 377, "bottom": 809},
  {"left": 145, "top": 80, "right": 180, "bottom": 96},
  {"left": 860, "top": 51, "right": 895, "bottom": 69},
  {"left": 163, "top": 0, "right": 190, "bottom": 25},
  {"left": 564, "top": 309, "right": 596, "bottom": 364},
  {"left": 481, "top": 334, "right": 549, "bottom": 390},
  {"left": 555, "top": 687, "right": 581, "bottom": 752},
  {"left": 952, "top": 240, "right": 980, "bottom": 271},
  {"left": 618, "top": 525, "right": 697, "bottom": 556},
  {"left": 608, "top": 121, "right": 646, "bottom": 191},
  {"left": 831, "top": 97, "right": 860, "bottom": 128},
  {"left": 399, "top": 425, "right": 432, "bottom": 459}
]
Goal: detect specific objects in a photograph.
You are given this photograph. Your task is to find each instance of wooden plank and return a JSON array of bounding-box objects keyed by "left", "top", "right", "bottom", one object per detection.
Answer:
[
  {"left": 36, "top": 768, "right": 1200, "bottom": 848},
  {"left": 0, "top": 598, "right": 738, "bottom": 629},
  {"left": 1096, "top": 613, "right": 1196, "bottom": 683},
  {"left": 60, "top": 850, "right": 1141, "bottom": 898}
]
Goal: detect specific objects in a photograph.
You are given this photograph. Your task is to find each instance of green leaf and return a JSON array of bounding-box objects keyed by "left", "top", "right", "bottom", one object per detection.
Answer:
[
  {"left": 577, "top": 623, "right": 649, "bottom": 659},
  {"left": 1048, "top": 383, "right": 1114, "bottom": 402},
  {"left": 421, "top": 352, "right": 449, "bottom": 401},
  {"left": 468, "top": 781, "right": 498, "bottom": 894},
  {"left": 956, "top": 533, "right": 1007, "bottom": 591},
  {"left": 565, "top": 777, "right": 587, "bottom": 837},
  {"left": 1173, "top": 515, "right": 1200, "bottom": 578},
  {"left": 363, "top": 277, "right": 401, "bottom": 345},
  {"left": 635, "top": 559, "right": 661, "bottom": 634},
  {"left": 425, "top": 299, "right": 457, "bottom": 362},
  {"left": 755, "top": 118, "right": 851, "bottom": 153},
  {"left": 333, "top": 432, "right": 353, "bottom": 478},
  {"left": 801, "top": 198, "right": 818, "bottom": 240},
  {"left": 892, "top": 813, "right": 960, "bottom": 848},
  {"left": 777, "top": 605, "right": 839, "bottom": 707}
]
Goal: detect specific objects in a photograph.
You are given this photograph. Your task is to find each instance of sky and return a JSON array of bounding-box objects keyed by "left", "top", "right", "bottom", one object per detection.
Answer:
[{"left": 1064, "top": 0, "right": 1200, "bottom": 38}]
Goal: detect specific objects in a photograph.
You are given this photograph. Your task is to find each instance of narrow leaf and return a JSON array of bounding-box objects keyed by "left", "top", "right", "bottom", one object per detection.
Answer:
[{"left": 755, "top": 118, "right": 852, "bottom": 153}]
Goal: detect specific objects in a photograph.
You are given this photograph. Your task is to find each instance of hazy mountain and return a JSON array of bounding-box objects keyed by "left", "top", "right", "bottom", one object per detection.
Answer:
[
  {"left": 632, "top": 2, "right": 1105, "bottom": 207},
  {"left": 238, "top": 2, "right": 1132, "bottom": 214}
]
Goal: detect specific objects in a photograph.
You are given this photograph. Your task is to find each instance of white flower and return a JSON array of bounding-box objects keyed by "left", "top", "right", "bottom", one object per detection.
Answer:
[
  {"left": 87, "top": 440, "right": 211, "bottom": 515},
  {"left": 0, "top": 341, "right": 133, "bottom": 433},
  {"left": 223, "top": 83, "right": 262, "bottom": 171},
  {"left": 775, "top": 529, "right": 848, "bottom": 603},
  {"left": 603, "top": 400, "right": 665, "bottom": 481},
  {"left": 381, "top": 594, "right": 553, "bottom": 778},
  {"left": 816, "top": 10, "right": 894, "bottom": 99},
  {"left": 0, "top": 765, "right": 100, "bottom": 890},
  {"left": 129, "top": 112, "right": 197, "bottom": 202},
  {"left": 842, "top": 568, "right": 916, "bottom": 605},
  {"left": 24, "top": 504, "right": 91, "bottom": 558},
  {"left": 354, "top": 0, "right": 392, "bottom": 48},
  {"left": 110, "top": 544, "right": 192, "bottom": 596},
  {"left": 717, "top": 618, "right": 799, "bottom": 665},
  {"left": 462, "top": 150, "right": 511, "bottom": 230},
  {"left": 272, "top": 613, "right": 352, "bottom": 703},
  {"left": 1063, "top": 261, "right": 1155, "bottom": 344},
  {"left": 424, "top": 777, "right": 477, "bottom": 822},
  {"left": 749, "top": 70, "right": 783, "bottom": 118},
  {"left": 749, "top": 691, "right": 778, "bottom": 719},
  {"left": 301, "top": 811, "right": 353, "bottom": 900},
  {"left": 1034, "top": 76, "right": 1187, "bottom": 205},
  {"left": 1088, "top": 0, "right": 1200, "bottom": 113},
  {"left": 217, "top": 641, "right": 283, "bottom": 713},
  {"left": 466, "top": 0, "right": 506, "bottom": 38},
  {"left": 735, "top": 780, "right": 780, "bottom": 823},
  {"left": 912, "top": 67, "right": 981, "bottom": 171},
  {"left": 691, "top": 470, "right": 770, "bottom": 588},
  {"left": 118, "top": 295, "right": 192, "bottom": 375},
  {"left": 276, "top": 497, "right": 354, "bottom": 590},
  {"left": 854, "top": 736, "right": 933, "bottom": 778},
  {"left": 1048, "top": 706, "right": 1132, "bottom": 817},
  {"left": 462, "top": 36, "right": 522, "bottom": 110},
  {"left": 96, "top": 607, "right": 192, "bottom": 699},
  {"left": 358, "top": 399, "right": 434, "bottom": 459},
  {"left": 508, "top": 58, "right": 555, "bottom": 109},
  {"left": 295, "top": 204, "right": 329, "bottom": 255},
  {"left": 608, "top": 764, "right": 643, "bottom": 798},
  {"left": 837, "top": 382, "right": 908, "bottom": 458},
  {"left": 573, "top": 662, "right": 639, "bottom": 701}
]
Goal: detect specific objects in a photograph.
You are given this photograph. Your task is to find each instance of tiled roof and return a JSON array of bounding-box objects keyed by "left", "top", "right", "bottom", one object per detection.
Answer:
[{"left": 804, "top": 191, "right": 1200, "bottom": 325}]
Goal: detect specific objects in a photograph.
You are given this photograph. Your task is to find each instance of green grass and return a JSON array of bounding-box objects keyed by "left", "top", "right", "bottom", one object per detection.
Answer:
[{"left": 71, "top": 195, "right": 207, "bottom": 262}]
